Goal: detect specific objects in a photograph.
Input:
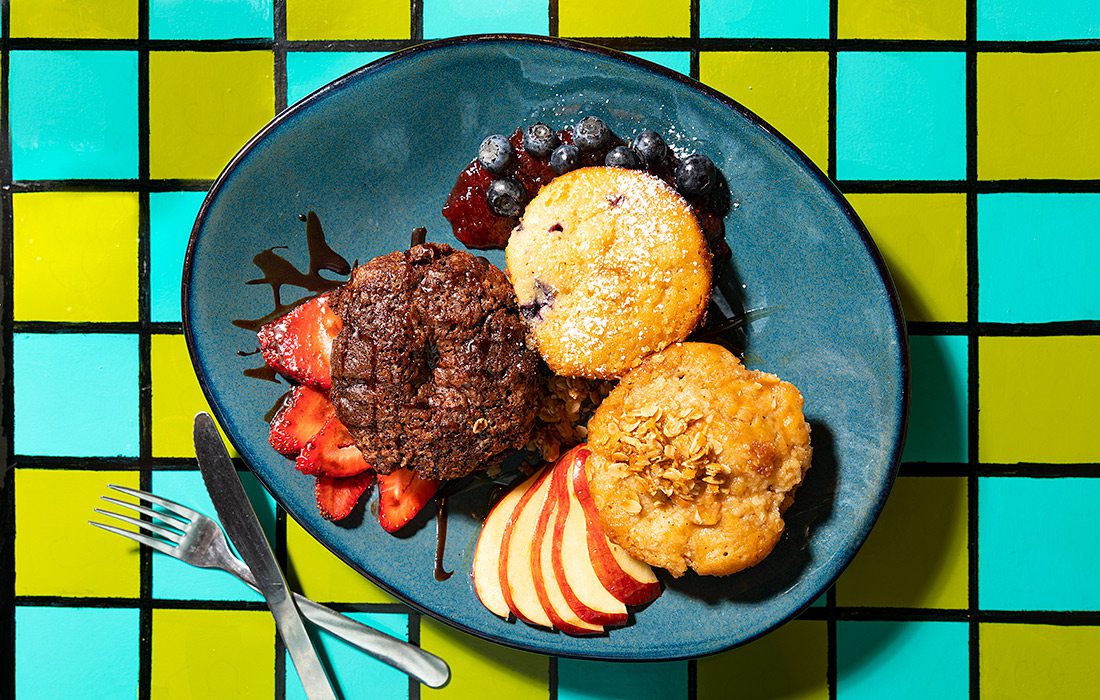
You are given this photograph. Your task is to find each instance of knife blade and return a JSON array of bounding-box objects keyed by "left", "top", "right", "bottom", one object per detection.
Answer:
[{"left": 193, "top": 412, "right": 337, "bottom": 700}]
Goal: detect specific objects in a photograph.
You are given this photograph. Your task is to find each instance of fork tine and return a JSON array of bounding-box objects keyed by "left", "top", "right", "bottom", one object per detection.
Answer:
[
  {"left": 89, "top": 521, "right": 178, "bottom": 556},
  {"left": 100, "top": 495, "right": 189, "bottom": 528},
  {"left": 107, "top": 483, "right": 200, "bottom": 521},
  {"left": 94, "top": 508, "right": 184, "bottom": 543}
]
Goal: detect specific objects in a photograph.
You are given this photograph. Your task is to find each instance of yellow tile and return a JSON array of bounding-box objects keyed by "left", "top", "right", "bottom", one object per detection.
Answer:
[
  {"left": 149, "top": 51, "right": 274, "bottom": 179},
  {"left": 151, "top": 609, "right": 274, "bottom": 700},
  {"left": 420, "top": 617, "right": 549, "bottom": 700},
  {"left": 979, "top": 336, "right": 1100, "bottom": 463},
  {"left": 838, "top": 477, "right": 969, "bottom": 608},
  {"left": 13, "top": 192, "right": 139, "bottom": 322},
  {"left": 981, "top": 624, "right": 1100, "bottom": 699},
  {"left": 559, "top": 0, "right": 690, "bottom": 37},
  {"left": 287, "top": 0, "right": 410, "bottom": 40},
  {"left": 16, "top": 469, "right": 141, "bottom": 597},
  {"left": 10, "top": 0, "right": 138, "bottom": 39},
  {"left": 698, "top": 620, "right": 828, "bottom": 700},
  {"left": 700, "top": 51, "right": 830, "bottom": 172},
  {"left": 847, "top": 193, "right": 967, "bottom": 322},
  {"left": 285, "top": 516, "right": 397, "bottom": 603},
  {"left": 838, "top": 0, "right": 965, "bottom": 40},
  {"left": 150, "top": 334, "right": 234, "bottom": 458},
  {"left": 978, "top": 53, "right": 1100, "bottom": 180}
]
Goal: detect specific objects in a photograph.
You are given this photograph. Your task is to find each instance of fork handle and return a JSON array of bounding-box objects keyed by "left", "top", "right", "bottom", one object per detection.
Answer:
[{"left": 291, "top": 591, "right": 450, "bottom": 688}]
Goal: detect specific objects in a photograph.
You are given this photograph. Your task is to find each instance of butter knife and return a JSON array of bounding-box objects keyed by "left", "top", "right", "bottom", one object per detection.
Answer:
[{"left": 194, "top": 413, "right": 337, "bottom": 700}]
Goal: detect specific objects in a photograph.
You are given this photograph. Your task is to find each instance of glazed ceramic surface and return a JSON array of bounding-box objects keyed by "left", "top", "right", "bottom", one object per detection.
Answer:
[{"left": 184, "top": 35, "right": 908, "bottom": 660}]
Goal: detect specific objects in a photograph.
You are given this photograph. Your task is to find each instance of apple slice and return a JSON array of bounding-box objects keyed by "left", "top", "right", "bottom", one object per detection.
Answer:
[
  {"left": 569, "top": 447, "right": 662, "bottom": 606},
  {"left": 551, "top": 448, "right": 629, "bottom": 626},
  {"left": 532, "top": 469, "right": 604, "bottom": 636},
  {"left": 500, "top": 468, "right": 555, "bottom": 628},
  {"left": 472, "top": 470, "right": 541, "bottom": 619}
]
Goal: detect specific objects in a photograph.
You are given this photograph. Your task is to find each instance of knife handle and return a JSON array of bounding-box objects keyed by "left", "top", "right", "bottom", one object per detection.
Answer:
[{"left": 291, "top": 591, "right": 451, "bottom": 689}]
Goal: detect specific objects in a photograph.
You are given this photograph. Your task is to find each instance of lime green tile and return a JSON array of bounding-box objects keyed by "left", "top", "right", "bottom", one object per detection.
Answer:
[
  {"left": 838, "top": 477, "right": 968, "bottom": 609},
  {"left": 150, "top": 334, "right": 233, "bottom": 458},
  {"left": 420, "top": 617, "right": 549, "bottom": 700},
  {"left": 285, "top": 516, "right": 397, "bottom": 603},
  {"left": 981, "top": 624, "right": 1100, "bottom": 699},
  {"left": 700, "top": 51, "right": 830, "bottom": 172},
  {"left": 13, "top": 191, "right": 139, "bottom": 322},
  {"left": 698, "top": 620, "right": 828, "bottom": 700},
  {"left": 847, "top": 193, "right": 967, "bottom": 323},
  {"left": 17, "top": 469, "right": 141, "bottom": 597},
  {"left": 838, "top": 0, "right": 966, "bottom": 39},
  {"left": 149, "top": 51, "right": 274, "bottom": 179},
  {"left": 287, "top": 0, "right": 410, "bottom": 39},
  {"left": 559, "top": 0, "right": 690, "bottom": 37},
  {"left": 979, "top": 336, "right": 1100, "bottom": 463},
  {"left": 151, "top": 609, "right": 274, "bottom": 700},
  {"left": 10, "top": 0, "right": 138, "bottom": 38}
]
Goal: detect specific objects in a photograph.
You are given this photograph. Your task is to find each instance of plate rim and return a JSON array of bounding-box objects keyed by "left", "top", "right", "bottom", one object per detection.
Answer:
[{"left": 182, "top": 33, "right": 910, "bottom": 661}]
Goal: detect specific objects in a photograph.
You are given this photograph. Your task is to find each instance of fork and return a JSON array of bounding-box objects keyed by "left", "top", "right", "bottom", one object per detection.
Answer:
[{"left": 91, "top": 484, "right": 450, "bottom": 689}]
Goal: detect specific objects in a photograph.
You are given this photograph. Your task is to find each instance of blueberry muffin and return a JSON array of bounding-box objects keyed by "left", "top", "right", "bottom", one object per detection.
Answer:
[
  {"left": 328, "top": 243, "right": 541, "bottom": 480},
  {"left": 584, "top": 342, "right": 812, "bottom": 577},
  {"left": 505, "top": 167, "right": 711, "bottom": 379}
]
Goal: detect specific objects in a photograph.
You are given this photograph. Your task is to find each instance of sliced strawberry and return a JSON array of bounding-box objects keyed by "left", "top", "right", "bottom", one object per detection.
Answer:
[
  {"left": 268, "top": 385, "right": 335, "bottom": 456},
  {"left": 316, "top": 472, "right": 375, "bottom": 521},
  {"left": 258, "top": 294, "right": 342, "bottom": 389},
  {"left": 377, "top": 469, "right": 440, "bottom": 533},
  {"left": 295, "top": 416, "right": 371, "bottom": 477}
]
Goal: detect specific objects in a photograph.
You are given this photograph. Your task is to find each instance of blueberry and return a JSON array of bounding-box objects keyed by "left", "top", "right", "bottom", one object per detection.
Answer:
[
  {"left": 633, "top": 130, "right": 668, "bottom": 167},
  {"left": 605, "top": 145, "right": 642, "bottom": 169},
  {"left": 675, "top": 154, "right": 716, "bottom": 196},
  {"left": 549, "top": 144, "right": 581, "bottom": 174},
  {"left": 574, "top": 116, "right": 610, "bottom": 151},
  {"left": 478, "top": 134, "right": 514, "bottom": 174},
  {"left": 523, "top": 122, "right": 559, "bottom": 159},
  {"left": 486, "top": 177, "right": 526, "bottom": 218}
]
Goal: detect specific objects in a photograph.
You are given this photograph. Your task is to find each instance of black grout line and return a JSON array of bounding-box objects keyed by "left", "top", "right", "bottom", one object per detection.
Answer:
[
  {"left": 411, "top": 0, "right": 424, "bottom": 42},
  {"left": 4, "top": 36, "right": 1100, "bottom": 53},
  {"left": 12, "top": 321, "right": 182, "bottom": 333},
  {"left": 406, "top": 610, "right": 422, "bottom": 700},
  {"left": 548, "top": 0, "right": 559, "bottom": 38},
  {"left": 965, "top": 0, "right": 981, "bottom": 696},
  {"left": 689, "top": 0, "right": 700, "bottom": 80},
  {"left": 2, "top": 0, "right": 17, "bottom": 695},
  {"left": 6, "top": 179, "right": 214, "bottom": 192}
]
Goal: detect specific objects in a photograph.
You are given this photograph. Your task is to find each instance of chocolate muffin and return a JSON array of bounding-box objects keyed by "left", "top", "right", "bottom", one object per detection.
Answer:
[{"left": 328, "top": 243, "right": 541, "bottom": 479}]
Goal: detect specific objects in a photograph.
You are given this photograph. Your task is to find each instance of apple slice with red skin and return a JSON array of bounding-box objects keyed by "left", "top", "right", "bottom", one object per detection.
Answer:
[
  {"left": 532, "top": 467, "right": 604, "bottom": 636},
  {"left": 551, "top": 447, "right": 629, "bottom": 626},
  {"left": 568, "top": 447, "right": 662, "bottom": 606},
  {"left": 472, "top": 470, "right": 541, "bottom": 619},
  {"left": 498, "top": 468, "right": 554, "bottom": 628}
]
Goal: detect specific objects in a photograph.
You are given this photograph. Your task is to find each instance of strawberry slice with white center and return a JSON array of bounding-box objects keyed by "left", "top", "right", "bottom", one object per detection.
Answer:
[
  {"left": 295, "top": 416, "right": 371, "bottom": 477},
  {"left": 315, "top": 472, "right": 376, "bottom": 521},
  {"left": 258, "top": 294, "right": 342, "bottom": 390},
  {"left": 377, "top": 469, "right": 440, "bottom": 533},
  {"left": 268, "top": 385, "right": 335, "bottom": 456}
]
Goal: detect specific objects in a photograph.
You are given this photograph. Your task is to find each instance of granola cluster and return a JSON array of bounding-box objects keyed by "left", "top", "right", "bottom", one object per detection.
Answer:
[
  {"left": 527, "top": 375, "right": 614, "bottom": 462},
  {"left": 603, "top": 404, "right": 730, "bottom": 526}
]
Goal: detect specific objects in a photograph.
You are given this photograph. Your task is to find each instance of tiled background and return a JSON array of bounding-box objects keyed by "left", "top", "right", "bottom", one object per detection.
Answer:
[{"left": 2, "top": 0, "right": 1099, "bottom": 698}]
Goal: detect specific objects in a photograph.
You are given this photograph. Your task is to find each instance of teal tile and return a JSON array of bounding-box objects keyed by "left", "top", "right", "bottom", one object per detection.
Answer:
[
  {"left": 151, "top": 191, "right": 207, "bottom": 323},
  {"left": 701, "top": 0, "right": 829, "bottom": 39},
  {"left": 978, "top": 193, "right": 1100, "bottom": 323},
  {"left": 150, "top": 470, "right": 276, "bottom": 601},
  {"left": 285, "top": 613, "right": 410, "bottom": 700},
  {"left": 627, "top": 51, "right": 692, "bottom": 77},
  {"left": 980, "top": 477, "right": 1100, "bottom": 610},
  {"left": 9, "top": 50, "right": 138, "bottom": 180},
  {"left": 286, "top": 51, "right": 390, "bottom": 105},
  {"left": 837, "top": 52, "right": 966, "bottom": 181},
  {"left": 902, "top": 335, "right": 968, "bottom": 463},
  {"left": 978, "top": 0, "right": 1100, "bottom": 40},
  {"left": 16, "top": 606, "right": 139, "bottom": 699},
  {"left": 558, "top": 659, "right": 688, "bottom": 700},
  {"left": 150, "top": 0, "right": 274, "bottom": 39},
  {"left": 423, "top": 0, "right": 547, "bottom": 38},
  {"left": 837, "top": 621, "right": 968, "bottom": 700},
  {"left": 14, "top": 333, "right": 139, "bottom": 457}
]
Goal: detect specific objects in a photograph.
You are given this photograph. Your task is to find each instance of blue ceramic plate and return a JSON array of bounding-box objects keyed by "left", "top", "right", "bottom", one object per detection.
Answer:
[{"left": 184, "top": 35, "right": 908, "bottom": 660}]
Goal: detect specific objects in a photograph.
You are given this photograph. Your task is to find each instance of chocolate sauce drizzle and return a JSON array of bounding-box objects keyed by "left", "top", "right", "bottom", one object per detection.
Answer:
[{"left": 433, "top": 495, "right": 453, "bottom": 582}]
